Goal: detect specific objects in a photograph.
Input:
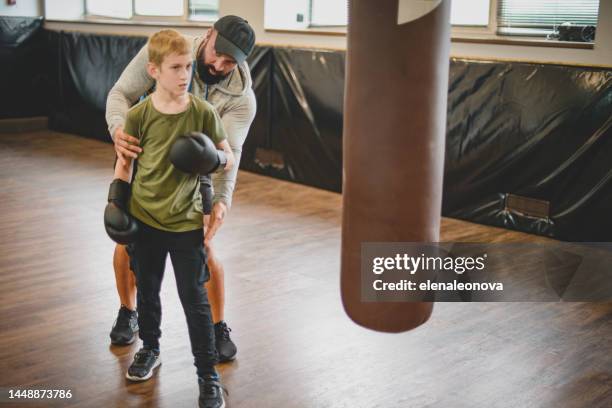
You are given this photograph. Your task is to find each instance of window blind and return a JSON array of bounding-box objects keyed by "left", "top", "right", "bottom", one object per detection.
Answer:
[{"left": 498, "top": 0, "right": 600, "bottom": 30}]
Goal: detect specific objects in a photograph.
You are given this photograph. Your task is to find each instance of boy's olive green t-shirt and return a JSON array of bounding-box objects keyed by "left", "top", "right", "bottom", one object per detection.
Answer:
[{"left": 125, "top": 94, "right": 226, "bottom": 232}]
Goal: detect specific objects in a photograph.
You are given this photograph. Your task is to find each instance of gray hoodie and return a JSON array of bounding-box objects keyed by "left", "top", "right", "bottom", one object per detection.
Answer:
[{"left": 105, "top": 35, "right": 257, "bottom": 209}]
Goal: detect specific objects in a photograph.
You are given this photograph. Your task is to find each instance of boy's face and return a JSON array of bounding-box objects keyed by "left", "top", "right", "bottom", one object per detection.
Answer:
[{"left": 148, "top": 52, "right": 193, "bottom": 97}]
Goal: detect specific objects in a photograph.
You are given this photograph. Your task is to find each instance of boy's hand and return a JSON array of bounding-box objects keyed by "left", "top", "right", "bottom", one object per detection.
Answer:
[
  {"left": 204, "top": 202, "right": 227, "bottom": 246},
  {"left": 114, "top": 127, "right": 142, "bottom": 165}
]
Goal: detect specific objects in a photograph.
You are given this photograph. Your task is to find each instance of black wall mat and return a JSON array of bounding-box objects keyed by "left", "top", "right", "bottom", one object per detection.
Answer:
[
  {"left": 2, "top": 22, "right": 610, "bottom": 241},
  {"left": 47, "top": 30, "right": 147, "bottom": 141},
  {"left": 444, "top": 60, "right": 612, "bottom": 241},
  {"left": 0, "top": 16, "right": 48, "bottom": 118},
  {"left": 245, "top": 49, "right": 611, "bottom": 241},
  {"left": 242, "top": 47, "right": 344, "bottom": 192}
]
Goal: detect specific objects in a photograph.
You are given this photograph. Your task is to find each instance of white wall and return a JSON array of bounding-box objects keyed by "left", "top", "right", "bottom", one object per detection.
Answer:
[
  {"left": 0, "top": 0, "right": 41, "bottom": 17},
  {"left": 263, "top": 0, "right": 310, "bottom": 31},
  {"left": 31, "top": 0, "right": 612, "bottom": 66},
  {"left": 44, "top": 0, "right": 84, "bottom": 20}
]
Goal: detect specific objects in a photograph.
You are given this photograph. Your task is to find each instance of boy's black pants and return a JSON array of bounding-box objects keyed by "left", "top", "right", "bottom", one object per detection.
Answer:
[{"left": 127, "top": 221, "right": 218, "bottom": 376}]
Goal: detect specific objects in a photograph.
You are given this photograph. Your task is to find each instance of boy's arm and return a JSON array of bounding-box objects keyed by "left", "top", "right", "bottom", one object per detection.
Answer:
[
  {"left": 113, "top": 158, "right": 134, "bottom": 183},
  {"left": 104, "top": 112, "right": 139, "bottom": 244},
  {"left": 112, "top": 111, "right": 139, "bottom": 183}
]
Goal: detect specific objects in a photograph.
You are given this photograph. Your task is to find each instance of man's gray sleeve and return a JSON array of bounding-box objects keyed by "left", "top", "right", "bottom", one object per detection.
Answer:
[
  {"left": 105, "top": 45, "right": 154, "bottom": 140},
  {"left": 212, "top": 89, "right": 257, "bottom": 209}
]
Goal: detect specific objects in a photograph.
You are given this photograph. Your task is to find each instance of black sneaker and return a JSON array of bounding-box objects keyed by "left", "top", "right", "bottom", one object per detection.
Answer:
[
  {"left": 214, "top": 321, "right": 237, "bottom": 362},
  {"left": 198, "top": 375, "right": 226, "bottom": 408},
  {"left": 110, "top": 306, "right": 138, "bottom": 345},
  {"left": 126, "top": 348, "right": 161, "bottom": 381}
]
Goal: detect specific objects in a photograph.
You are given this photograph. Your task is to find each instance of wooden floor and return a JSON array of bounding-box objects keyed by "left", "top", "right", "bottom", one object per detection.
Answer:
[{"left": 0, "top": 130, "right": 611, "bottom": 408}]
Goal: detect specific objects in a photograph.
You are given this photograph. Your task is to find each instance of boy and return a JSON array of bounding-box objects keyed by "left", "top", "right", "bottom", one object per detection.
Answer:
[{"left": 105, "top": 29, "right": 234, "bottom": 408}]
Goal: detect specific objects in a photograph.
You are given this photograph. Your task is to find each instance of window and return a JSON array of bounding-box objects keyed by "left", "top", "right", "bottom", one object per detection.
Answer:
[
  {"left": 498, "top": 0, "right": 599, "bottom": 40},
  {"left": 134, "top": 0, "right": 183, "bottom": 17},
  {"left": 45, "top": 0, "right": 219, "bottom": 22},
  {"left": 265, "top": 0, "right": 493, "bottom": 30},
  {"left": 189, "top": 0, "right": 219, "bottom": 21},
  {"left": 263, "top": 0, "right": 600, "bottom": 44}
]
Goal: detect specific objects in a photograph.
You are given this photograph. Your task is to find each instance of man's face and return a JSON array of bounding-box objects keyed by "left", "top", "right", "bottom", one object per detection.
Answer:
[
  {"left": 199, "top": 30, "right": 238, "bottom": 84},
  {"left": 150, "top": 52, "right": 193, "bottom": 96}
]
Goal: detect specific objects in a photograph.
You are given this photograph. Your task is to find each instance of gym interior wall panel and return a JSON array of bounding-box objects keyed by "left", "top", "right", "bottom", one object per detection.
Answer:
[
  {"left": 242, "top": 47, "right": 344, "bottom": 191},
  {"left": 0, "top": 16, "right": 48, "bottom": 119},
  {"left": 444, "top": 60, "right": 612, "bottom": 241},
  {"left": 270, "top": 48, "right": 344, "bottom": 191},
  {"left": 241, "top": 47, "right": 345, "bottom": 192},
  {"left": 48, "top": 31, "right": 147, "bottom": 141},
  {"left": 241, "top": 49, "right": 612, "bottom": 241},
  {"left": 240, "top": 46, "right": 275, "bottom": 176},
  {"left": 4, "top": 24, "right": 610, "bottom": 241}
]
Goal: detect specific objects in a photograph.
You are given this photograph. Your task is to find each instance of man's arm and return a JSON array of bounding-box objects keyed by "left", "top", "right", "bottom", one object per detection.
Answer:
[
  {"left": 211, "top": 89, "right": 257, "bottom": 209},
  {"left": 204, "top": 90, "right": 256, "bottom": 245},
  {"left": 105, "top": 44, "right": 152, "bottom": 161}
]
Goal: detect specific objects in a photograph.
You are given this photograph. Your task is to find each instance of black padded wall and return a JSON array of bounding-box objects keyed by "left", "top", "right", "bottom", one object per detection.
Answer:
[
  {"left": 0, "top": 16, "right": 48, "bottom": 118},
  {"left": 242, "top": 47, "right": 344, "bottom": 192},
  {"left": 444, "top": 60, "right": 612, "bottom": 241},
  {"left": 245, "top": 48, "right": 611, "bottom": 240},
  {"left": 46, "top": 31, "right": 147, "bottom": 141},
  {"left": 2, "top": 22, "right": 610, "bottom": 241}
]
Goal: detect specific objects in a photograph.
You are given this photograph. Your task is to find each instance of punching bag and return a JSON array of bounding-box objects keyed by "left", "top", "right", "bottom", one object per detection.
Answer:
[{"left": 341, "top": 0, "right": 451, "bottom": 332}]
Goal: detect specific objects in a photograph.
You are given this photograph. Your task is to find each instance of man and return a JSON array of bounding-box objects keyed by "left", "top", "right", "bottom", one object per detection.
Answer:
[{"left": 105, "top": 15, "right": 256, "bottom": 363}]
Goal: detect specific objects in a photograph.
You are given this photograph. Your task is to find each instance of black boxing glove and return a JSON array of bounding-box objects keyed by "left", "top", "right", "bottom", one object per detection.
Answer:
[
  {"left": 104, "top": 179, "right": 139, "bottom": 244},
  {"left": 169, "top": 132, "right": 227, "bottom": 175},
  {"left": 200, "top": 174, "right": 213, "bottom": 215}
]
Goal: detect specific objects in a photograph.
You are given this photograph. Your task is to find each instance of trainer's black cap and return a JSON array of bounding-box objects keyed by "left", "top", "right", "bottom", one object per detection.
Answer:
[{"left": 213, "top": 15, "right": 255, "bottom": 65}]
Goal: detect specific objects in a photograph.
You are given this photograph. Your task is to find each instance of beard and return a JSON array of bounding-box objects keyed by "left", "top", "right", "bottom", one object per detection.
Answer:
[{"left": 197, "top": 61, "right": 230, "bottom": 85}]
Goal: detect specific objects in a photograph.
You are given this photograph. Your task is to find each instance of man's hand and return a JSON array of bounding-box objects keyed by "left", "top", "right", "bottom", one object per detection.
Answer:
[
  {"left": 204, "top": 202, "right": 227, "bottom": 246},
  {"left": 114, "top": 127, "right": 142, "bottom": 165}
]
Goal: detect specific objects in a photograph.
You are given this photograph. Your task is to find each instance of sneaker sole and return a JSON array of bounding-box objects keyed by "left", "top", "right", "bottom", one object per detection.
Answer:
[
  {"left": 199, "top": 396, "right": 225, "bottom": 408},
  {"left": 217, "top": 344, "right": 237, "bottom": 363},
  {"left": 218, "top": 354, "right": 236, "bottom": 363},
  {"left": 110, "top": 332, "right": 138, "bottom": 346},
  {"left": 125, "top": 357, "right": 161, "bottom": 381}
]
